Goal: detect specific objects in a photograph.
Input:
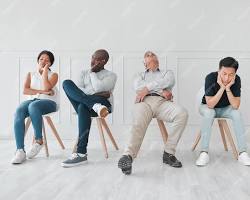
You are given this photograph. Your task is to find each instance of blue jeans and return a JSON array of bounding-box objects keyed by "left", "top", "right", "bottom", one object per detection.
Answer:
[
  {"left": 62, "top": 80, "right": 112, "bottom": 154},
  {"left": 199, "top": 104, "right": 247, "bottom": 153},
  {"left": 14, "top": 99, "right": 57, "bottom": 150}
]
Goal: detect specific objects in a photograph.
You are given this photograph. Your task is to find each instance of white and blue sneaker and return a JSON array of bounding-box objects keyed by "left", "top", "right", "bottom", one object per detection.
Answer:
[{"left": 61, "top": 153, "right": 88, "bottom": 168}]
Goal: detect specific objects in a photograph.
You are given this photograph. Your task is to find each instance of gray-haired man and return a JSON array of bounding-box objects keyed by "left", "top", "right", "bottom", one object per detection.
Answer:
[{"left": 118, "top": 51, "right": 188, "bottom": 175}]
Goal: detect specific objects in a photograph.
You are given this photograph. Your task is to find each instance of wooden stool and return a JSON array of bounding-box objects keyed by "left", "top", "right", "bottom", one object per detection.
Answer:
[
  {"left": 156, "top": 119, "right": 168, "bottom": 145},
  {"left": 73, "top": 118, "right": 168, "bottom": 158},
  {"left": 192, "top": 118, "right": 238, "bottom": 160},
  {"left": 73, "top": 116, "right": 119, "bottom": 158},
  {"left": 25, "top": 113, "right": 65, "bottom": 157}
]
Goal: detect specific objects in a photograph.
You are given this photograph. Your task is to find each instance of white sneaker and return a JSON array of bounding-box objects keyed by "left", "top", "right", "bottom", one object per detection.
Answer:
[
  {"left": 11, "top": 149, "right": 26, "bottom": 164},
  {"left": 92, "top": 103, "right": 109, "bottom": 118},
  {"left": 238, "top": 152, "right": 250, "bottom": 166},
  {"left": 196, "top": 152, "right": 209, "bottom": 166},
  {"left": 27, "top": 143, "right": 43, "bottom": 159}
]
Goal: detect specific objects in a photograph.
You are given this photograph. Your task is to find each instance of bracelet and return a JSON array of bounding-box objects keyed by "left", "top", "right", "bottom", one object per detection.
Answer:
[{"left": 226, "top": 90, "right": 231, "bottom": 92}]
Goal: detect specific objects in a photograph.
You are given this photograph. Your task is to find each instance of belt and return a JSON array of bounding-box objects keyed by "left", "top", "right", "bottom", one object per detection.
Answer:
[{"left": 146, "top": 93, "right": 161, "bottom": 97}]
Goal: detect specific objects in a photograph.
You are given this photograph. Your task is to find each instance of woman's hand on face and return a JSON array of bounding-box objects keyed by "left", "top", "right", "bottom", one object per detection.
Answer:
[
  {"left": 43, "top": 63, "right": 50, "bottom": 72},
  {"left": 40, "top": 63, "right": 51, "bottom": 77},
  {"left": 38, "top": 62, "right": 48, "bottom": 73}
]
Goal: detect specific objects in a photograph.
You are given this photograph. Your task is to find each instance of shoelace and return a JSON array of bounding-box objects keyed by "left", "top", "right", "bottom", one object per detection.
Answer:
[
  {"left": 168, "top": 154, "right": 177, "bottom": 161},
  {"left": 69, "top": 153, "right": 80, "bottom": 160}
]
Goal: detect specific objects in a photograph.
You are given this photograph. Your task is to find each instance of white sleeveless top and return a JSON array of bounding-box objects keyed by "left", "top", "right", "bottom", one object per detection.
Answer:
[{"left": 27, "top": 70, "right": 59, "bottom": 109}]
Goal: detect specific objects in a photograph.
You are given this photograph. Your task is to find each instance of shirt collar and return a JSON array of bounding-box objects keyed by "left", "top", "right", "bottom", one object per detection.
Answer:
[{"left": 145, "top": 68, "right": 160, "bottom": 72}]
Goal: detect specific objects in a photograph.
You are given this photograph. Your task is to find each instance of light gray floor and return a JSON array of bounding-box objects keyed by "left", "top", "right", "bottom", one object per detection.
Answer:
[{"left": 1, "top": 126, "right": 250, "bottom": 200}]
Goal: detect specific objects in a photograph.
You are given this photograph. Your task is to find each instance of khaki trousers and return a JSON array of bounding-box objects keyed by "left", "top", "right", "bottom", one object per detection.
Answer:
[{"left": 124, "top": 96, "right": 188, "bottom": 159}]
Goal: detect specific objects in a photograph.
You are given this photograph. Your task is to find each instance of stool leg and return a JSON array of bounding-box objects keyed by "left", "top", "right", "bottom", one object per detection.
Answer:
[
  {"left": 24, "top": 118, "right": 31, "bottom": 136},
  {"left": 45, "top": 116, "right": 65, "bottom": 150},
  {"left": 222, "top": 120, "right": 238, "bottom": 160},
  {"left": 72, "top": 138, "right": 78, "bottom": 154},
  {"left": 42, "top": 119, "right": 49, "bottom": 157},
  {"left": 32, "top": 136, "right": 36, "bottom": 144},
  {"left": 192, "top": 131, "right": 201, "bottom": 151},
  {"left": 157, "top": 119, "right": 168, "bottom": 144},
  {"left": 96, "top": 118, "right": 108, "bottom": 158},
  {"left": 100, "top": 118, "right": 119, "bottom": 150},
  {"left": 218, "top": 119, "right": 228, "bottom": 151}
]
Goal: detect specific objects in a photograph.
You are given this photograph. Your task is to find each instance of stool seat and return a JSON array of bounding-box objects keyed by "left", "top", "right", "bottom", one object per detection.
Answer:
[
  {"left": 156, "top": 119, "right": 168, "bottom": 145},
  {"left": 43, "top": 112, "right": 57, "bottom": 117}
]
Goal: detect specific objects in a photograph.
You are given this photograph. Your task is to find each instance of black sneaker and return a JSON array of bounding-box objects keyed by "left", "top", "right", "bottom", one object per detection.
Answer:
[
  {"left": 163, "top": 151, "right": 182, "bottom": 168},
  {"left": 118, "top": 155, "right": 133, "bottom": 175}
]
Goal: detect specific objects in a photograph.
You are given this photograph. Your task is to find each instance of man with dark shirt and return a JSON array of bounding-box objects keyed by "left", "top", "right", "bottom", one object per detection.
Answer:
[{"left": 196, "top": 57, "right": 250, "bottom": 166}]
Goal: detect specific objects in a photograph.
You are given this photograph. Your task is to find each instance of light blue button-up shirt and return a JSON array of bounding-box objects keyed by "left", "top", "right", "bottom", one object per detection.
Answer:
[{"left": 134, "top": 68, "right": 175, "bottom": 94}]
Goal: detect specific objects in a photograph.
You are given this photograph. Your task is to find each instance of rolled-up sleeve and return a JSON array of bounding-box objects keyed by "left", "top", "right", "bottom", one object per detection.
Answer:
[{"left": 134, "top": 73, "right": 146, "bottom": 91}]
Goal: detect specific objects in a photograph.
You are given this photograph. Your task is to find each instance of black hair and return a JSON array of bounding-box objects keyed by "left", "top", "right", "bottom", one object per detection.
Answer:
[
  {"left": 95, "top": 49, "right": 109, "bottom": 64},
  {"left": 37, "top": 50, "right": 55, "bottom": 66},
  {"left": 219, "top": 57, "right": 238, "bottom": 72}
]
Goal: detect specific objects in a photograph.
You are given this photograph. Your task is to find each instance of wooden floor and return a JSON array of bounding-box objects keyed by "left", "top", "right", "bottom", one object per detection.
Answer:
[{"left": 1, "top": 127, "right": 250, "bottom": 200}]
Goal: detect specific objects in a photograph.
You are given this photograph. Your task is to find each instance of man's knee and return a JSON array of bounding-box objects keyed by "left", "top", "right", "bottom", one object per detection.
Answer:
[
  {"left": 200, "top": 106, "right": 216, "bottom": 119},
  {"left": 62, "top": 79, "right": 74, "bottom": 90},
  {"left": 175, "top": 106, "right": 189, "bottom": 122},
  {"left": 229, "top": 109, "right": 241, "bottom": 120}
]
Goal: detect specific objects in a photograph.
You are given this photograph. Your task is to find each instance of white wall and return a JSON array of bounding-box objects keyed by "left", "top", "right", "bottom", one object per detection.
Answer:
[{"left": 1, "top": 0, "right": 250, "bottom": 139}]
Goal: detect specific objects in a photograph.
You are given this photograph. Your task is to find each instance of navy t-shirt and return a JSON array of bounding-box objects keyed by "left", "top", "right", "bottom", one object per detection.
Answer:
[{"left": 202, "top": 72, "right": 241, "bottom": 108}]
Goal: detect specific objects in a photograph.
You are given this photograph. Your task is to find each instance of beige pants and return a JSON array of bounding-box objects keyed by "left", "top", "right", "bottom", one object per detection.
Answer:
[{"left": 124, "top": 96, "right": 188, "bottom": 159}]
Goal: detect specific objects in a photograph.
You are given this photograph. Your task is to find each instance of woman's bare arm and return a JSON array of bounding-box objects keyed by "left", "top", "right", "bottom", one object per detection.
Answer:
[
  {"left": 23, "top": 72, "right": 54, "bottom": 95},
  {"left": 41, "top": 65, "right": 58, "bottom": 91}
]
